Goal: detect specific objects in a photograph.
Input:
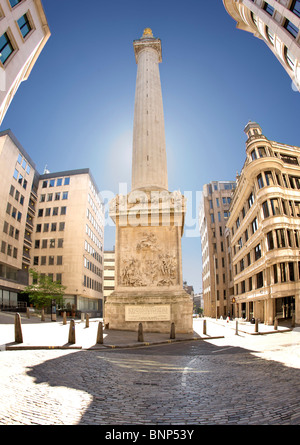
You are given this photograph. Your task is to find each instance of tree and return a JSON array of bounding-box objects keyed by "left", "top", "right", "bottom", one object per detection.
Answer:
[{"left": 22, "top": 269, "right": 66, "bottom": 309}]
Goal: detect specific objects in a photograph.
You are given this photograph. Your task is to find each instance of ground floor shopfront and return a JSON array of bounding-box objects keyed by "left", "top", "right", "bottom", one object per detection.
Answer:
[{"left": 232, "top": 293, "right": 299, "bottom": 326}]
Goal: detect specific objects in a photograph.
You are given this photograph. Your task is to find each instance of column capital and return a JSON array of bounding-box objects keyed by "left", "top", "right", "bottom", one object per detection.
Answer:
[{"left": 133, "top": 29, "right": 162, "bottom": 63}]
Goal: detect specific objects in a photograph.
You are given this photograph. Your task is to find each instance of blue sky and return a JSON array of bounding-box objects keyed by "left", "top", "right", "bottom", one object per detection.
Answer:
[{"left": 2, "top": 0, "right": 300, "bottom": 293}]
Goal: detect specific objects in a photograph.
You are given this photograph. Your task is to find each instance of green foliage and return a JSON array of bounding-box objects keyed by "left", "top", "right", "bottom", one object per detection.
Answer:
[{"left": 22, "top": 269, "right": 66, "bottom": 309}]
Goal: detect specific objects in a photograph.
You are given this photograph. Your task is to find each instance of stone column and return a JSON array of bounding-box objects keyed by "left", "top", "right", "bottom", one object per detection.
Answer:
[{"left": 132, "top": 29, "right": 168, "bottom": 192}]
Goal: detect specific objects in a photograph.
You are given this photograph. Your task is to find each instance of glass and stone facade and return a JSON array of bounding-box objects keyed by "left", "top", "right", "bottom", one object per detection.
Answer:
[
  {"left": 223, "top": 0, "right": 300, "bottom": 91},
  {"left": 0, "top": 129, "right": 37, "bottom": 309},
  {"left": 34, "top": 169, "right": 104, "bottom": 315},
  {"left": 227, "top": 121, "right": 300, "bottom": 325},
  {"left": 0, "top": 130, "right": 104, "bottom": 315},
  {"left": 199, "top": 180, "right": 236, "bottom": 318}
]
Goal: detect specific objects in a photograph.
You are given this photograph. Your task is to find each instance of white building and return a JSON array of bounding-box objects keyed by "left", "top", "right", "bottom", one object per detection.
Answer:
[
  {"left": 223, "top": 0, "right": 300, "bottom": 91},
  {"left": 0, "top": 0, "right": 50, "bottom": 124}
]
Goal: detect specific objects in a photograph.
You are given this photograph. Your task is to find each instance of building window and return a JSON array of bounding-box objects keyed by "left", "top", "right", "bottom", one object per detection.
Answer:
[
  {"left": 62, "top": 191, "right": 68, "bottom": 200},
  {"left": 0, "top": 32, "right": 14, "bottom": 64},
  {"left": 257, "top": 173, "right": 264, "bottom": 189},
  {"left": 252, "top": 217, "right": 258, "bottom": 234},
  {"left": 266, "top": 26, "right": 275, "bottom": 45},
  {"left": 276, "top": 229, "right": 286, "bottom": 248},
  {"left": 57, "top": 256, "right": 63, "bottom": 265},
  {"left": 264, "top": 171, "right": 274, "bottom": 186},
  {"left": 264, "top": 2, "right": 274, "bottom": 15},
  {"left": 17, "top": 14, "right": 32, "bottom": 39},
  {"left": 256, "top": 271, "right": 264, "bottom": 288},
  {"left": 262, "top": 201, "right": 270, "bottom": 218},
  {"left": 290, "top": 0, "right": 300, "bottom": 18},
  {"left": 254, "top": 244, "right": 261, "bottom": 261},
  {"left": 284, "top": 46, "right": 296, "bottom": 69},
  {"left": 267, "top": 231, "right": 274, "bottom": 250},
  {"left": 270, "top": 198, "right": 280, "bottom": 215},
  {"left": 9, "top": 0, "right": 23, "bottom": 7},
  {"left": 263, "top": 2, "right": 274, "bottom": 15},
  {"left": 248, "top": 192, "right": 254, "bottom": 208},
  {"left": 284, "top": 19, "right": 299, "bottom": 38},
  {"left": 280, "top": 263, "right": 287, "bottom": 282}
]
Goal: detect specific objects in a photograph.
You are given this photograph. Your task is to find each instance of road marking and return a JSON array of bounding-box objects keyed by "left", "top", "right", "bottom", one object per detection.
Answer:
[{"left": 211, "top": 346, "right": 235, "bottom": 353}]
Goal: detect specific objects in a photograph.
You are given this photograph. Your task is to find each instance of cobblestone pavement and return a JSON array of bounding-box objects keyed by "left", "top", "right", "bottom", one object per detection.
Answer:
[{"left": 1, "top": 331, "right": 300, "bottom": 426}]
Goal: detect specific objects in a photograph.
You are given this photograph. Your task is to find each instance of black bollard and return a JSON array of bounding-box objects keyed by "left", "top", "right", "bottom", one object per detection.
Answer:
[
  {"left": 138, "top": 323, "right": 144, "bottom": 342},
  {"left": 68, "top": 319, "right": 76, "bottom": 344},
  {"left": 15, "top": 313, "right": 23, "bottom": 343},
  {"left": 97, "top": 322, "right": 103, "bottom": 344},
  {"left": 170, "top": 322, "right": 175, "bottom": 339}
]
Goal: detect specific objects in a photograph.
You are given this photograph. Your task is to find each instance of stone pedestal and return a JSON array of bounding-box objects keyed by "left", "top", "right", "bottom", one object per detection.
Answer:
[{"left": 104, "top": 190, "right": 193, "bottom": 333}]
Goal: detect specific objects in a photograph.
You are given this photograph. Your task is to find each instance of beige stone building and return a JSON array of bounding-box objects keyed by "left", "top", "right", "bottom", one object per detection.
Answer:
[
  {"left": 0, "top": 129, "right": 104, "bottom": 315},
  {"left": 199, "top": 180, "right": 236, "bottom": 318},
  {"left": 0, "top": 0, "right": 50, "bottom": 124},
  {"left": 227, "top": 121, "right": 300, "bottom": 325},
  {"left": 33, "top": 169, "right": 104, "bottom": 315},
  {"left": 0, "top": 129, "right": 37, "bottom": 308},
  {"left": 223, "top": 0, "right": 300, "bottom": 91},
  {"left": 103, "top": 248, "right": 115, "bottom": 301}
]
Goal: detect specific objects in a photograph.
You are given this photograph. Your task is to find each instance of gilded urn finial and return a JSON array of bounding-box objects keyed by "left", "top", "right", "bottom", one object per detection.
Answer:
[{"left": 143, "top": 28, "right": 153, "bottom": 37}]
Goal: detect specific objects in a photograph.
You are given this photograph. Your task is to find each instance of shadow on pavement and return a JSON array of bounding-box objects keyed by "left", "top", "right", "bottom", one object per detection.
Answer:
[{"left": 25, "top": 339, "right": 300, "bottom": 425}]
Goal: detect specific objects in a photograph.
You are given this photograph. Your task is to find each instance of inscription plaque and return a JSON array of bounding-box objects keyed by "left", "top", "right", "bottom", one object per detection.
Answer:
[{"left": 125, "top": 304, "right": 171, "bottom": 322}]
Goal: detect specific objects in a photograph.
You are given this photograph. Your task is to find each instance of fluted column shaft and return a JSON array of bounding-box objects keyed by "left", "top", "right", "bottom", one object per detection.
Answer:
[{"left": 132, "top": 36, "right": 168, "bottom": 191}]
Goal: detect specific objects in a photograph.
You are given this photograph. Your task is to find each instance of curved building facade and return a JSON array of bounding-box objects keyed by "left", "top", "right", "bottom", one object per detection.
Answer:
[
  {"left": 223, "top": 0, "right": 300, "bottom": 91},
  {"left": 227, "top": 122, "right": 300, "bottom": 325}
]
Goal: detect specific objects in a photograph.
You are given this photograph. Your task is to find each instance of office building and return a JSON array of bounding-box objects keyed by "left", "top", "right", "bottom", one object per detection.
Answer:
[
  {"left": 0, "top": 129, "right": 104, "bottom": 315},
  {"left": 103, "top": 248, "right": 115, "bottom": 302},
  {"left": 0, "top": 0, "right": 50, "bottom": 124},
  {"left": 223, "top": 0, "right": 300, "bottom": 91},
  {"left": 34, "top": 169, "right": 104, "bottom": 315},
  {"left": 199, "top": 180, "right": 236, "bottom": 318},
  {"left": 0, "top": 129, "right": 37, "bottom": 308},
  {"left": 227, "top": 121, "right": 300, "bottom": 325}
]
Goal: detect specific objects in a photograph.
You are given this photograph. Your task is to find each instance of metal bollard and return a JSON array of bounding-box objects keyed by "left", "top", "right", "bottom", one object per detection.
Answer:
[
  {"left": 41, "top": 309, "right": 45, "bottom": 322},
  {"left": 203, "top": 319, "right": 206, "bottom": 335},
  {"left": 97, "top": 322, "right": 103, "bottom": 344},
  {"left": 138, "top": 322, "right": 144, "bottom": 342},
  {"left": 86, "top": 313, "right": 89, "bottom": 328},
  {"left": 68, "top": 319, "right": 76, "bottom": 344},
  {"left": 26, "top": 307, "right": 30, "bottom": 319},
  {"left": 274, "top": 317, "right": 278, "bottom": 330},
  {"left": 63, "top": 311, "right": 67, "bottom": 325},
  {"left": 170, "top": 322, "right": 175, "bottom": 339},
  {"left": 81, "top": 312, "right": 85, "bottom": 322},
  {"left": 255, "top": 318, "right": 259, "bottom": 333},
  {"left": 235, "top": 320, "right": 238, "bottom": 336},
  {"left": 15, "top": 313, "right": 23, "bottom": 343}
]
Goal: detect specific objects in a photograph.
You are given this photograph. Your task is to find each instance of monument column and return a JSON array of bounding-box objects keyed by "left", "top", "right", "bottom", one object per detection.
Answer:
[
  {"left": 105, "top": 29, "right": 193, "bottom": 334},
  {"left": 132, "top": 28, "right": 168, "bottom": 192}
]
